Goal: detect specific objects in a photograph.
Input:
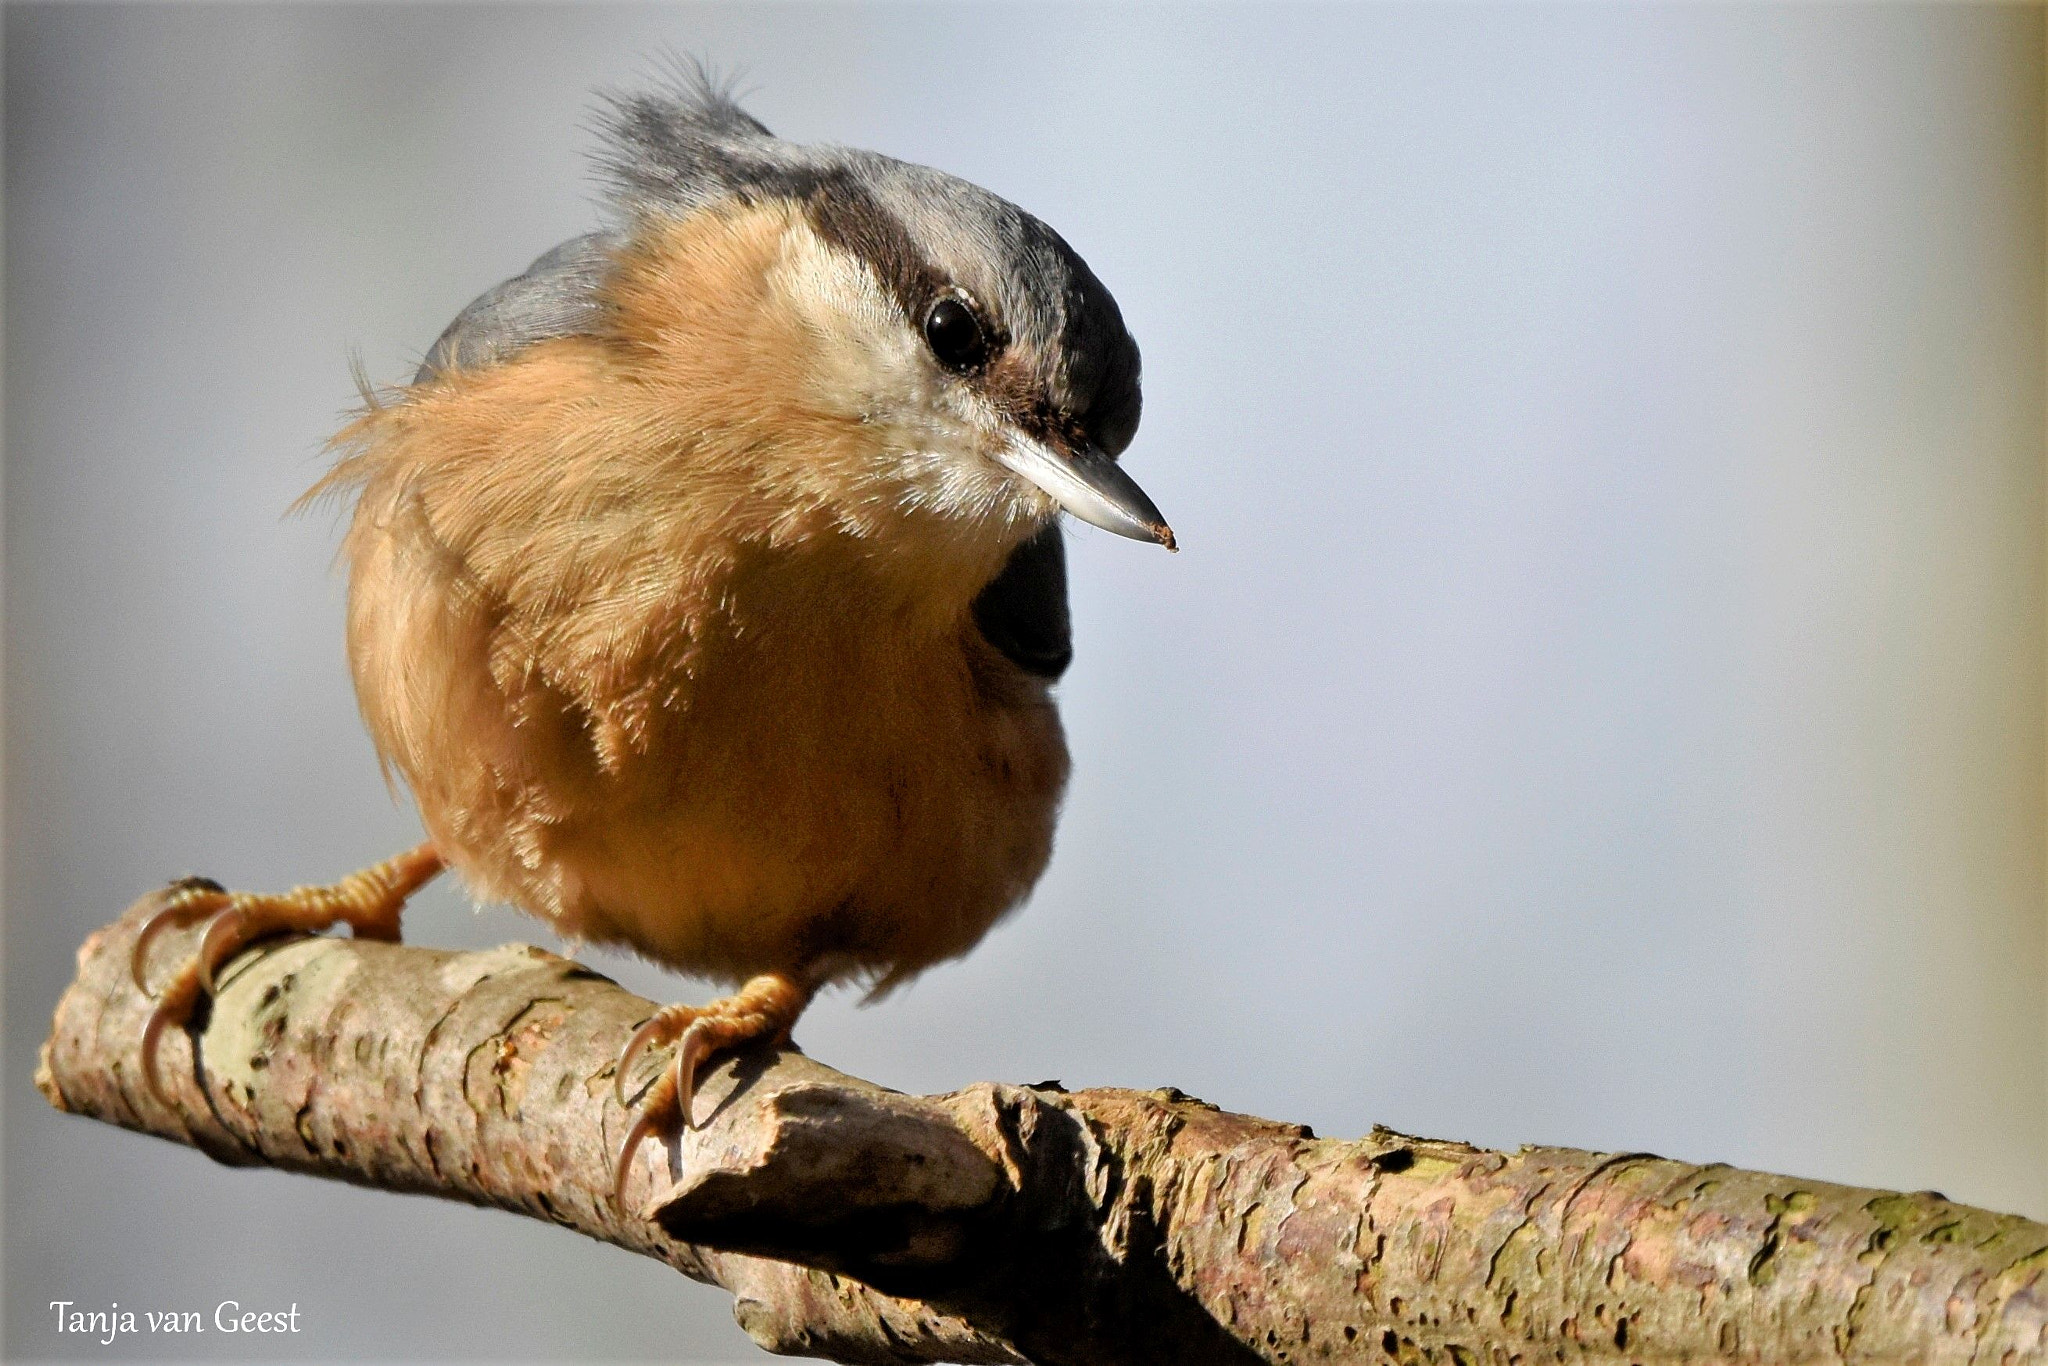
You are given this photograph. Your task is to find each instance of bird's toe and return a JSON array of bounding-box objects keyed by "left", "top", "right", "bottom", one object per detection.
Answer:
[
  {"left": 609, "top": 972, "right": 813, "bottom": 1211},
  {"left": 127, "top": 844, "right": 441, "bottom": 1106}
]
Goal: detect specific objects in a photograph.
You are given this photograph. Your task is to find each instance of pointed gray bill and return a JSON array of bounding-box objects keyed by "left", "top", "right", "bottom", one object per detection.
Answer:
[{"left": 995, "top": 434, "right": 1176, "bottom": 550}]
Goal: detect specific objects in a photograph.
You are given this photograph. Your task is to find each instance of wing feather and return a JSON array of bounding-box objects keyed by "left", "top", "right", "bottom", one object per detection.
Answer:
[{"left": 415, "top": 234, "right": 618, "bottom": 383}]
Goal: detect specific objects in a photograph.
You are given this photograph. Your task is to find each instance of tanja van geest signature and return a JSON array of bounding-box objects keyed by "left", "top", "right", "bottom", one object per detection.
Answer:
[{"left": 49, "top": 1300, "right": 302, "bottom": 1344}]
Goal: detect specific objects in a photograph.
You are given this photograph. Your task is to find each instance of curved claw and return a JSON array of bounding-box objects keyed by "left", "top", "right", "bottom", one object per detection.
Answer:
[
  {"left": 613, "top": 1007, "right": 694, "bottom": 1108},
  {"left": 131, "top": 885, "right": 229, "bottom": 993},
  {"left": 138, "top": 1000, "right": 174, "bottom": 1105},
  {"left": 137, "top": 969, "right": 204, "bottom": 1105},
  {"left": 672, "top": 1021, "right": 714, "bottom": 1132},
  {"left": 612, "top": 1084, "right": 674, "bottom": 1208},
  {"left": 608, "top": 1016, "right": 715, "bottom": 1205},
  {"left": 613, "top": 1015, "right": 666, "bottom": 1109},
  {"left": 124, "top": 849, "right": 441, "bottom": 1110},
  {"left": 607, "top": 973, "right": 814, "bottom": 1211},
  {"left": 194, "top": 907, "right": 253, "bottom": 997}
]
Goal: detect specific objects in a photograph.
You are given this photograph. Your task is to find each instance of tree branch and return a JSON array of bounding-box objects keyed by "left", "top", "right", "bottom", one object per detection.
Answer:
[{"left": 39, "top": 895, "right": 2048, "bottom": 1364}]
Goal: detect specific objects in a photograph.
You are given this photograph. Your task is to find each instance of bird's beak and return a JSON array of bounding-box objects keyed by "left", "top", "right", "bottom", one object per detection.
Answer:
[{"left": 994, "top": 433, "right": 1176, "bottom": 551}]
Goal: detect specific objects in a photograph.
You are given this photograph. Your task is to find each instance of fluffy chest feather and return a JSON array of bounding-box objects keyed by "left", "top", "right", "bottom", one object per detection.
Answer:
[{"left": 336, "top": 420, "right": 1067, "bottom": 989}]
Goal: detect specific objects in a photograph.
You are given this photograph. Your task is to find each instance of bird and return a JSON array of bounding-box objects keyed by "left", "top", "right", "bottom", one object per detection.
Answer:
[{"left": 129, "top": 67, "right": 1172, "bottom": 1206}]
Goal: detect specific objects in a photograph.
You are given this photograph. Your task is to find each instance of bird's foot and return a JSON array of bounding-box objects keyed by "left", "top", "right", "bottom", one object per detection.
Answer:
[
  {"left": 611, "top": 971, "right": 812, "bottom": 1207},
  {"left": 130, "top": 841, "right": 443, "bottom": 1103}
]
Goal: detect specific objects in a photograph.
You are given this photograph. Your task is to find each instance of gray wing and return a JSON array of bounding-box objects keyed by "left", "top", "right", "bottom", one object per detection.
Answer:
[
  {"left": 414, "top": 233, "right": 619, "bottom": 384},
  {"left": 971, "top": 524, "right": 1072, "bottom": 679}
]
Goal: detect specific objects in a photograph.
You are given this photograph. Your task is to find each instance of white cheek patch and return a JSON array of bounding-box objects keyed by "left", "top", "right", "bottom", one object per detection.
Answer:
[
  {"left": 767, "top": 225, "right": 927, "bottom": 425},
  {"left": 766, "top": 224, "right": 1043, "bottom": 529}
]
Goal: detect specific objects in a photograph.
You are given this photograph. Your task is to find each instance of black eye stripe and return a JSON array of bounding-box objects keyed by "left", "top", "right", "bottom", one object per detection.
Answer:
[
  {"left": 794, "top": 172, "right": 1130, "bottom": 440},
  {"left": 801, "top": 174, "right": 946, "bottom": 327},
  {"left": 797, "top": 178, "right": 1011, "bottom": 374}
]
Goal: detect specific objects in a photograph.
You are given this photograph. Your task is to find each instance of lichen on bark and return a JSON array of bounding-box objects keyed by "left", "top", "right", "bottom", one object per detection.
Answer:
[{"left": 39, "top": 893, "right": 2048, "bottom": 1365}]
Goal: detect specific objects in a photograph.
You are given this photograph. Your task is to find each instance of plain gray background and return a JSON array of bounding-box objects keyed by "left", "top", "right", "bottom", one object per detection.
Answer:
[{"left": 5, "top": 3, "right": 2044, "bottom": 1360}]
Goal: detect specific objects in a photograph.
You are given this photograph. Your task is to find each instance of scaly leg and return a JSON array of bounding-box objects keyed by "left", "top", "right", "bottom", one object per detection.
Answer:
[
  {"left": 131, "top": 841, "right": 444, "bottom": 1102},
  {"left": 611, "top": 971, "right": 813, "bottom": 1206}
]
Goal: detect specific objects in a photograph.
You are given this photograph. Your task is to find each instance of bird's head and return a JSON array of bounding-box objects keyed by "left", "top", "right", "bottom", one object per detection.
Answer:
[{"left": 568, "top": 73, "right": 1173, "bottom": 565}]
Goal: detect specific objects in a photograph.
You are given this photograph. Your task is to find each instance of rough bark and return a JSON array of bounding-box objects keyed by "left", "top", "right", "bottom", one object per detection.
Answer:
[{"left": 39, "top": 894, "right": 2048, "bottom": 1365}]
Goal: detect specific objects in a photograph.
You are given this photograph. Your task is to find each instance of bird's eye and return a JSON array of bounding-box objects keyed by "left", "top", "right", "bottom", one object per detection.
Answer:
[{"left": 923, "top": 296, "right": 991, "bottom": 373}]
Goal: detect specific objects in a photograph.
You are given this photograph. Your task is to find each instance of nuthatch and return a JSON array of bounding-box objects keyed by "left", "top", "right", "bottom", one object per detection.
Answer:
[{"left": 131, "top": 70, "right": 1172, "bottom": 1204}]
